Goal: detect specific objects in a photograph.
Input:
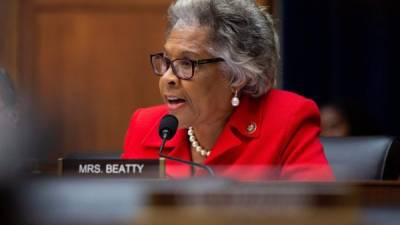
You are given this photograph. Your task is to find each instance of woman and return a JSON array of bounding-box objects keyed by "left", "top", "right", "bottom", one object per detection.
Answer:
[{"left": 122, "top": 0, "right": 334, "bottom": 181}]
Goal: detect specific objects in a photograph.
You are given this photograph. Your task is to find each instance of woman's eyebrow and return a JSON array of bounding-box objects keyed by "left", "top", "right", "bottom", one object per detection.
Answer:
[
  {"left": 163, "top": 49, "right": 200, "bottom": 59},
  {"left": 180, "top": 51, "right": 199, "bottom": 58}
]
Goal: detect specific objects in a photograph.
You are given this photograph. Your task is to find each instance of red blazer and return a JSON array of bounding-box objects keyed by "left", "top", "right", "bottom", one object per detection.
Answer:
[{"left": 122, "top": 89, "right": 334, "bottom": 181}]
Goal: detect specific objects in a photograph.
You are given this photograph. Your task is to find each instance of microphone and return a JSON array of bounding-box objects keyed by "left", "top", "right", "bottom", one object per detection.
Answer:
[
  {"left": 159, "top": 114, "right": 178, "bottom": 140},
  {"left": 158, "top": 114, "right": 215, "bottom": 176}
]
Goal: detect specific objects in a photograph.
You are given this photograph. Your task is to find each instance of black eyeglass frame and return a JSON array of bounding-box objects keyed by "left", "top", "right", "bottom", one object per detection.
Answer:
[{"left": 150, "top": 53, "right": 225, "bottom": 80}]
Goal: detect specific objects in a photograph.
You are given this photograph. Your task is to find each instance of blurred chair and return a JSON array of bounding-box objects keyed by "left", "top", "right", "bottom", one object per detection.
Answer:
[{"left": 321, "top": 136, "right": 400, "bottom": 181}]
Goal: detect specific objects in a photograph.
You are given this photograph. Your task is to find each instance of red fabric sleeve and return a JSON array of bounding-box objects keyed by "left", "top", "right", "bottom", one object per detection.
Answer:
[{"left": 279, "top": 100, "right": 335, "bottom": 181}]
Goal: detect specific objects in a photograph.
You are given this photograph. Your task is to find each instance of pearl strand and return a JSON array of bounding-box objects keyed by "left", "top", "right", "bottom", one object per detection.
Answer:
[{"left": 188, "top": 127, "right": 211, "bottom": 157}]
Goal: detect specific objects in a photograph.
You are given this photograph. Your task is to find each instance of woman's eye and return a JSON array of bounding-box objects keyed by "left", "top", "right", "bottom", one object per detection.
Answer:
[{"left": 179, "top": 60, "right": 192, "bottom": 67}]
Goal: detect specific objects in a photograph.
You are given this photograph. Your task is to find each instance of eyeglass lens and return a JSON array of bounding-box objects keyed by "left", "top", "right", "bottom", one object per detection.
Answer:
[{"left": 151, "top": 55, "right": 193, "bottom": 79}]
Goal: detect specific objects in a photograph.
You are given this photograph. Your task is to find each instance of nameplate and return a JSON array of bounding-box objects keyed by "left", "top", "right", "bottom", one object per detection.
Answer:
[{"left": 59, "top": 159, "right": 163, "bottom": 178}]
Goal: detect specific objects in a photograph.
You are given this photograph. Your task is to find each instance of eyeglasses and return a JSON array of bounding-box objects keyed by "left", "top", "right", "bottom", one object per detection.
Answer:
[{"left": 150, "top": 53, "right": 225, "bottom": 80}]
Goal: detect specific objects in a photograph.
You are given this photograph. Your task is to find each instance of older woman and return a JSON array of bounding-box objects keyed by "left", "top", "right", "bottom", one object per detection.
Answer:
[{"left": 122, "top": 0, "right": 334, "bottom": 181}]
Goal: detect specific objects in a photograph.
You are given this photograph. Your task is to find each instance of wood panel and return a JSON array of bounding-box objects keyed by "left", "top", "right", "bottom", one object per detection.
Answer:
[
  {"left": 19, "top": 0, "right": 171, "bottom": 158},
  {"left": 0, "top": 0, "right": 18, "bottom": 83},
  {"left": 0, "top": 1, "right": 6, "bottom": 66},
  {"left": 257, "top": 0, "right": 274, "bottom": 13}
]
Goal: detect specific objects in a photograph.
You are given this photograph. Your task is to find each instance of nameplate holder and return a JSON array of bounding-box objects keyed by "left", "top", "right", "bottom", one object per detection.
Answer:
[{"left": 58, "top": 159, "right": 165, "bottom": 178}]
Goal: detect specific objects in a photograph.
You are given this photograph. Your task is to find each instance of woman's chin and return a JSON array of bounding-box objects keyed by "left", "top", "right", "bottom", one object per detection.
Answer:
[{"left": 167, "top": 111, "right": 188, "bottom": 129}]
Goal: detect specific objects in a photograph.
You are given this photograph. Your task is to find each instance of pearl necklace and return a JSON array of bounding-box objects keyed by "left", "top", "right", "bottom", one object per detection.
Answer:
[{"left": 188, "top": 127, "right": 211, "bottom": 157}]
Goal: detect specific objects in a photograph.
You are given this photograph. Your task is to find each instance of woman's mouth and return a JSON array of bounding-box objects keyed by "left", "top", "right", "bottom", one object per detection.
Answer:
[{"left": 166, "top": 96, "right": 186, "bottom": 110}]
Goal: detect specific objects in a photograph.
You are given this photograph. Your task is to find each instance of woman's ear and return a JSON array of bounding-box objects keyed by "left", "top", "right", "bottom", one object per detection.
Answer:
[{"left": 230, "top": 80, "right": 247, "bottom": 94}]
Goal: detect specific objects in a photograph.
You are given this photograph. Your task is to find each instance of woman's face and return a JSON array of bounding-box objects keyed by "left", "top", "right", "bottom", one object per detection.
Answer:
[{"left": 159, "top": 26, "right": 234, "bottom": 128}]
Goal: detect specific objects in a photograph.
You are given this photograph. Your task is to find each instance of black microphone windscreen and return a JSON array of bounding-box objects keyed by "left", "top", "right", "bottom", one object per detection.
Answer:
[{"left": 159, "top": 114, "right": 178, "bottom": 140}]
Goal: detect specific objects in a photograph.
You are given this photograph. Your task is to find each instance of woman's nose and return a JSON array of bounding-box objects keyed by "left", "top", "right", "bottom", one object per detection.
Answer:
[{"left": 160, "top": 67, "right": 179, "bottom": 86}]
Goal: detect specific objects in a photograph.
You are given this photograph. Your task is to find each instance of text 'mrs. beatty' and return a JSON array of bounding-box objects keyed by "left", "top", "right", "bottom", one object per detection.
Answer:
[{"left": 60, "top": 159, "right": 160, "bottom": 178}]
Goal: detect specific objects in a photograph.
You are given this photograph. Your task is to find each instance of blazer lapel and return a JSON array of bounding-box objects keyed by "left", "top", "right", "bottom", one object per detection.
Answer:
[
  {"left": 204, "top": 125, "right": 242, "bottom": 164},
  {"left": 204, "top": 94, "right": 265, "bottom": 164}
]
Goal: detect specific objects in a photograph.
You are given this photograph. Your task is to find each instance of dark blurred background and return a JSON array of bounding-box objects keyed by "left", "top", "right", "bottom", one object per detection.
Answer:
[{"left": 282, "top": 0, "right": 400, "bottom": 136}]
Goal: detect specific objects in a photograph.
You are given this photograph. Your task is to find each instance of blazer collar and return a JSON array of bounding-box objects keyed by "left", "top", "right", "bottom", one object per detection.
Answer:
[
  {"left": 227, "top": 94, "right": 265, "bottom": 139},
  {"left": 201, "top": 94, "right": 266, "bottom": 163}
]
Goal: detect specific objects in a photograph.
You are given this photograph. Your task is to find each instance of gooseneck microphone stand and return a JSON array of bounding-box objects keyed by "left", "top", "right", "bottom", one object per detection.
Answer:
[{"left": 158, "top": 115, "right": 215, "bottom": 176}]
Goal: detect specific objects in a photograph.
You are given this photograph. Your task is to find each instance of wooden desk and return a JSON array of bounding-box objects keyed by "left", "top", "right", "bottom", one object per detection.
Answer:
[{"left": 5, "top": 178, "right": 400, "bottom": 225}]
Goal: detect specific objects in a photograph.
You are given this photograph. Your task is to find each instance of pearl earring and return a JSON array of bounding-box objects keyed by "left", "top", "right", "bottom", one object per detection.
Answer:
[{"left": 231, "top": 89, "right": 240, "bottom": 107}]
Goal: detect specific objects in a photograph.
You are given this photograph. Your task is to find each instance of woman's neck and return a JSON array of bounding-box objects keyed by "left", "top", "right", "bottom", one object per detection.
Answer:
[{"left": 190, "top": 115, "right": 230, "bottom": 151}]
